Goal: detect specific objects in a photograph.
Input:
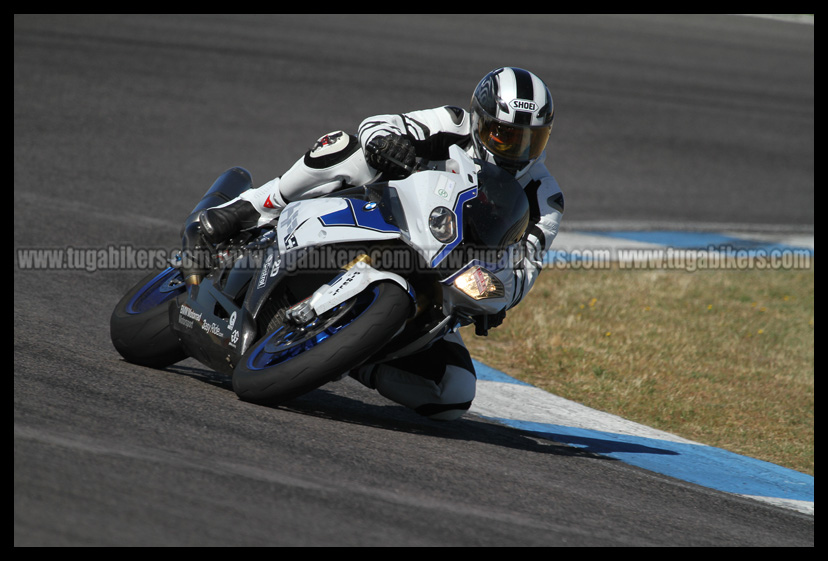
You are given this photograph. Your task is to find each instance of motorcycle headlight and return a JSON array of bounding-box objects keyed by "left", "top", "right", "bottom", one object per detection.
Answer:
[
  {"left": 429, "top": 206, "right": 456, "bottom": 243},
  {"left": 453, "top": 265, "right": 505, "bottom": 300}
]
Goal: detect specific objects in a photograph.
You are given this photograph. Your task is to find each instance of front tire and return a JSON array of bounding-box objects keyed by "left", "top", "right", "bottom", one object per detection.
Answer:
[
  {"left": 233, "top": 281, "right": 411, "bottom": 405},
  {"left": 110, "top": 268, "right": 188, "bottom": 368}
]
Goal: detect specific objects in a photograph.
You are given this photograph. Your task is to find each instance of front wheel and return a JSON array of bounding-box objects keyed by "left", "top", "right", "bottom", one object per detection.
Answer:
[
  {"left": 232, "top": 281, "right": 411, "bottom": 405},
  {"left": 110, "top": 267, "right": 188, "bottom": 368}
]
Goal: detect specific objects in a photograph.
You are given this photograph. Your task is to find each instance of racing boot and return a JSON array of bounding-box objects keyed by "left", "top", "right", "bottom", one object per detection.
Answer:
[
  {"left": 197, "top": 199, "right": 262, "bottom": 245},
  {"left": 178, "top": 166, "right": 258, "bottom": 285}
]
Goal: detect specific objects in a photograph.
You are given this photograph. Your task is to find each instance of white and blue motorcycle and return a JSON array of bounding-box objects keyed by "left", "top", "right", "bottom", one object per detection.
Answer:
[{"left": 110, "top": 146, "right": 529, "bottom": 405}]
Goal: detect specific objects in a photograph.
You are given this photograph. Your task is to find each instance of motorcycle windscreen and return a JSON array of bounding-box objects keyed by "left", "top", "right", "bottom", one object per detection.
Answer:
[{"left": 461, "top": 161, "right": 530, "bottom": 254}]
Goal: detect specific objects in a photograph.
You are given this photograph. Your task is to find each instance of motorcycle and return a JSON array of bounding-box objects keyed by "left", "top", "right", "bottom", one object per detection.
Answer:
[{"left": 110, "top": 145, "right": 530, "bottom": 405}]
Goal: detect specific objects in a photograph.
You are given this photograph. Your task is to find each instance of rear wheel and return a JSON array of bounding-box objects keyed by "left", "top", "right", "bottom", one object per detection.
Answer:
[
  {"left": 110, "top": 268, "right": 188, "bottom": 368},
  {"left": 233, "top": 282, "right": 411, "bottom": 405}
]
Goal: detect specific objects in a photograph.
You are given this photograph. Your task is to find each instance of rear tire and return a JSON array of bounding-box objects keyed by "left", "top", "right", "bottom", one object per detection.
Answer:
[
  {"left": 233, "top": 282, "right": 411, "bottom": 405},
  {"left": 110, "top": 268, "right": 188, "bottom": 368}
]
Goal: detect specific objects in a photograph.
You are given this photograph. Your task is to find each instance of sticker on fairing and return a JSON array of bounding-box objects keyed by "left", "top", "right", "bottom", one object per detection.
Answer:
[{"left": 434, "top": 174, "right": 456, "bottom": 201}]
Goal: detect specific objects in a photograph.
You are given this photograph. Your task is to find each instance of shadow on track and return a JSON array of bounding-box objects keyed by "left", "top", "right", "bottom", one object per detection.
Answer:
[{"left": 162, "top": 361, "right": 610, "bottom": 462}]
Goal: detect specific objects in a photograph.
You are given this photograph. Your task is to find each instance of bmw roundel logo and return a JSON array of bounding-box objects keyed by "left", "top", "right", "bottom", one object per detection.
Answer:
[{"left": 363, "top": 202, "right": 378, "bottom": 211}]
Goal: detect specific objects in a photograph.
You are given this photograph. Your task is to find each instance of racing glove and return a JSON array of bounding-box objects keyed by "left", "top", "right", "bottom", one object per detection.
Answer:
[
  {"left": 473, "top": 308, "right": 507, "bottom": 336},
  {"left": 365, "top": 134, "right": 416, "bottom": 178}
]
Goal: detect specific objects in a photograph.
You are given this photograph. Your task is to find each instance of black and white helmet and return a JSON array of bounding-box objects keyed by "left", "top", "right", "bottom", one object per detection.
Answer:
[{"left": 470, "top": 67, "right": 554, "bottom": 178}]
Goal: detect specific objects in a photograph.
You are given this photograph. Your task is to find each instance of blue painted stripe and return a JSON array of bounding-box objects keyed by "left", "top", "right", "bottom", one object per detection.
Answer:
[
  {"left": 484, "top": 417, "right": 814, "bottom": 503},
  {"left": 586, "top": 230, "right": 814, "bottom": 255},
  {"left": 592, "top": 230, "right": 751, "bottom": 248},
  {"left": 473, "top": 359, "right": 532, "bottom": 385},
  {"left": 319, "top": 198, "right": 400, "bottom": 233},
  {"left": 544, "top": 230, "right": 813, "bottom": 264}
]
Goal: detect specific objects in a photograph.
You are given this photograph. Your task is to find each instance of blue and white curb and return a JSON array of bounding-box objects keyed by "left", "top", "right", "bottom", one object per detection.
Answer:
[{"left": 469, "top": 229, "right": 814, "bottom": 516}]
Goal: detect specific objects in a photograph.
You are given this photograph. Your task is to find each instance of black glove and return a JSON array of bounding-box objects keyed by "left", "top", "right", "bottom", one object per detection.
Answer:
[
  {"left": 366, "top": 134, "right": 416, "bottom": 178},
  {"left": 473, "top": 308, "right": 507, "bottom": 336}
]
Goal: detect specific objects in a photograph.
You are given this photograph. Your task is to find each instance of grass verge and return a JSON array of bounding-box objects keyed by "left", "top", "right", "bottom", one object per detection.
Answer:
[{"left": 462, "top": 259, "right": 814, "bottom": 476}]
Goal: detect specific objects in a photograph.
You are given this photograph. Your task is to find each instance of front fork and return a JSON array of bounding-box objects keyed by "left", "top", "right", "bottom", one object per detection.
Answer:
[{"left": 286, "top": 254, "right": 414, "bottom": 326}]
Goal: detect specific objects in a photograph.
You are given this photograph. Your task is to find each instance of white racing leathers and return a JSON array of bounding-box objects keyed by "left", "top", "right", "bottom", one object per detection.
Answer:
[{"left": 231, "top": 106, "right": 564, "bottom": 420}]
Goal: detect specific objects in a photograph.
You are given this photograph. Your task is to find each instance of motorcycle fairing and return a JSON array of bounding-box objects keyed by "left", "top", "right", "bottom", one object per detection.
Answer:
[
  {"left": 274, "top": 146, "right": 483, "bottom": 271},
  {"left": 169, "top": 273, "right": 254, "bottom": 375},
  {"left": 381, "top": 145, "right": 481, "bottom": 268},
  {"left": 318, "top": 198, "right": 401, "bottom": 234},
  {"left": 277, "top": 197, "right": 400, "bottom": 255},
  {"left": 427, "top": 186, "right": 478, "bottom": 268},
  {"left": 170, "top": 240, "right": 288, "bottom": 374}
]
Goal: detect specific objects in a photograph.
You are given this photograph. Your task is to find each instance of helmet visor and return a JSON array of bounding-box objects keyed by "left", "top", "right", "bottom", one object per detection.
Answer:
[{"left": 476, "top": 113, "right": 551, "bottom": 162}]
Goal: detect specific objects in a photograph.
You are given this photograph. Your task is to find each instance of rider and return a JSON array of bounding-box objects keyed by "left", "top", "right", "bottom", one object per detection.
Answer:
[{"left": 187, "top": 67, "right": 564, "bottom": 421}]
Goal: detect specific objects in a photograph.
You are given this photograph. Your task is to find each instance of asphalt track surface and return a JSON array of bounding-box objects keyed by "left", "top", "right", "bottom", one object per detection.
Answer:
[{"left": 14, "top": 15, "right": 813, "bottom": 546}]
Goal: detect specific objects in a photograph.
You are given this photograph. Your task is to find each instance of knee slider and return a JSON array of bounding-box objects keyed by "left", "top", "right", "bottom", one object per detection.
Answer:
[{"left": 304, "top": 131, "right": 361, "bottom": 170}]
